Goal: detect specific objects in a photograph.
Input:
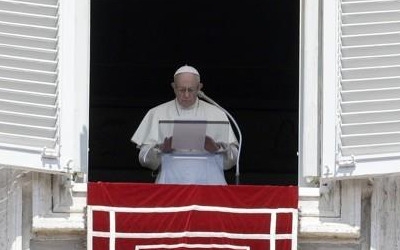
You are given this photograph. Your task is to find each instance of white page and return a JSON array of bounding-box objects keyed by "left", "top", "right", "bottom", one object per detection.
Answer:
[{"left": 171, "top": 121, "right": 207, "bottom": 151}]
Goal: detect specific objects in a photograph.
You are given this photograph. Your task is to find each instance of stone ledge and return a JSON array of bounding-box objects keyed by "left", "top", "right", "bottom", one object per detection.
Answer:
[
  {"left": 299, "top": 216, "right": 360, "bottom": 239},
  {"left": 32, "top": 213, "right": 86, "bottom": 234}
]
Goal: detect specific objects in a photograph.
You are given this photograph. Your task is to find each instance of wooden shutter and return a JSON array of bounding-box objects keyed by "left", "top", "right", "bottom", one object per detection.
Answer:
[
  {"left": 334, "top": 0, "right": 400, "bottom": 176},
  {"left": 0, "top": 0, "right": 62, "bottom": 171}
]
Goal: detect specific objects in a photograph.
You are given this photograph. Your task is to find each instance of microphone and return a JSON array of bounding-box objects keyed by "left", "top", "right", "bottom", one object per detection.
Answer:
[{"left": 197, "top": 91, "right": 242, "bottom": 185}]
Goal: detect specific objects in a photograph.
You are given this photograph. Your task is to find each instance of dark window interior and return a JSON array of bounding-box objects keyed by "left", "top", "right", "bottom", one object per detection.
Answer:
[{"left": 89, "top": 0, "right": 299, "bottom": 185}]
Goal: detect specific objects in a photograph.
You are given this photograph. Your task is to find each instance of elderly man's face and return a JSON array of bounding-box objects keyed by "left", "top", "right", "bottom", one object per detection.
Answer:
[{"left": 173, "top": 73, "right": 202, "bottom": 108}]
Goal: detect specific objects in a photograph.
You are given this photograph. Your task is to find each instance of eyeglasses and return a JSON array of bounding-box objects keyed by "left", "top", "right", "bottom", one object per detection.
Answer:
[{"left": 175, "top": 87, "right": 199, "bottom": 95}]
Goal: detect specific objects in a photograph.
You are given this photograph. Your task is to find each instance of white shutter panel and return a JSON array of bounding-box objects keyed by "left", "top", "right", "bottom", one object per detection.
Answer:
[
  {"left": 325, "top": 0, "right": 400, "bottom": 178},
  {"left": 0, "top": 0, "right": 64, "bottom": 172}
]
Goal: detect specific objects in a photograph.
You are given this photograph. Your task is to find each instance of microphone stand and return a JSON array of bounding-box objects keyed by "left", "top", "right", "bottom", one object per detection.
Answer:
[{"left": 197, "top": 91, "right": 242, "bottom": 185}]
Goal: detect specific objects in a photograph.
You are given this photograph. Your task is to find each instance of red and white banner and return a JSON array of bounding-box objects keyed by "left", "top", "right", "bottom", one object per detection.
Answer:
[{"left": 87, "top": 182, "right": 298, "bottom": 250}]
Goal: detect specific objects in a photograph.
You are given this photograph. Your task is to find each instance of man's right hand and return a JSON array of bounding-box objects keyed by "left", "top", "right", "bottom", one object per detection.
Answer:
[{"left": 159, "top": 137, "right": 173, "bottom": 153}]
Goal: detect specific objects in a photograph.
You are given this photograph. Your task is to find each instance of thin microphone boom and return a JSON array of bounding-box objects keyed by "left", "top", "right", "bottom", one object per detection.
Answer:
[{"left": 197, "top": 91, "right": 242, "bottom": 185}]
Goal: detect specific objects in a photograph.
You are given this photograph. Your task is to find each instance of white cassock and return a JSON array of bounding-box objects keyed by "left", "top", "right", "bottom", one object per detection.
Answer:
[{"left": 131, "top": 98, "right": 238, "bottom": 185}]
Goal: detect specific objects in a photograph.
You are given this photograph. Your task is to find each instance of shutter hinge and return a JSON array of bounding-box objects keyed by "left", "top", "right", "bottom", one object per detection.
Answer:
[
  {"left": 66, "top": 159, "right": 74, "bottom": 172},
  {"left": 337, "top": 155, "right": 356, "bottom": 168},
  {"left": 41, "top": 146, "right": 60, "bottom": 159}
]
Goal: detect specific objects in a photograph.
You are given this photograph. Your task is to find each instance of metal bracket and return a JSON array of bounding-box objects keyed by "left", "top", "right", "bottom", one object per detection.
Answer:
[
  {"left": 337, "top": 155, "right": 356, "bottom": 168},
  {"left": 41, "top": 146, "right": 60, "bottom": 159}
]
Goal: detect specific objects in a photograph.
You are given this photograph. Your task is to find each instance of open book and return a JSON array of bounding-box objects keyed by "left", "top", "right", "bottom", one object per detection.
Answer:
[{"left": 158, "top": 120, "right": 230, "bottom": 152}]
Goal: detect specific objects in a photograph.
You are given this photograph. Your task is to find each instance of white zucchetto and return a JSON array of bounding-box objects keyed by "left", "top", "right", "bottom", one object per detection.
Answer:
[{"left": 174, "top": 65, "right": 200, "bottom": 77}]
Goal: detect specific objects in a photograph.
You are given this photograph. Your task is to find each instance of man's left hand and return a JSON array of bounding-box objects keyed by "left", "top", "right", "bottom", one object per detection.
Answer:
[{"left": 204, "top": 136, "right": 220, "bottom": 153}]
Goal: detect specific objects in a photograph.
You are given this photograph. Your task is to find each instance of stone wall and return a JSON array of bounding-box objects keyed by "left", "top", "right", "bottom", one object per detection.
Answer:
[
  {"left": 371, "top": 176, "right": 400, "bottom": 250},
  {"left": 0, "top": 168, "right": 31, "bottom": 250},
  {"left": 2, "top": 166, "right": 400, "bottom": 249},
  {"left": 0, "top": 169, "right": 86, "bottom": 250}
]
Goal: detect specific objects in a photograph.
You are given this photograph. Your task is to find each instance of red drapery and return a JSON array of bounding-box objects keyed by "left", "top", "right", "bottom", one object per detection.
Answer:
[{"left": 88, "top": 182, "right": 298, "bottom": 250}]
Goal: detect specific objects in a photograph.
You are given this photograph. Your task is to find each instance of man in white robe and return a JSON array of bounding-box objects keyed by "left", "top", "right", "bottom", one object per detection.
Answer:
[{"left": 131, "top": 65, "right": 238, "bottom": 184}]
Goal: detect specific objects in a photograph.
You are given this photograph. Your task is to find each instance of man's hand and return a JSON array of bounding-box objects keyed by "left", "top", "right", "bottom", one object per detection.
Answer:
[
  {"left": 204, "top": 136, "right": 220, "bottom": 153},
  {"left": 159, "top": 137, "right": 173, "bottom": 153}
]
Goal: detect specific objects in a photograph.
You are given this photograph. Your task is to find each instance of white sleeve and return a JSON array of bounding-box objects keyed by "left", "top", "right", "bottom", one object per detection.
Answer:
[
  {"left": 138, "top": 144, "right": 161, "bottom": 171},
  {"left": 220, "top": 143, "right": 238, "bottom": 170}
]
